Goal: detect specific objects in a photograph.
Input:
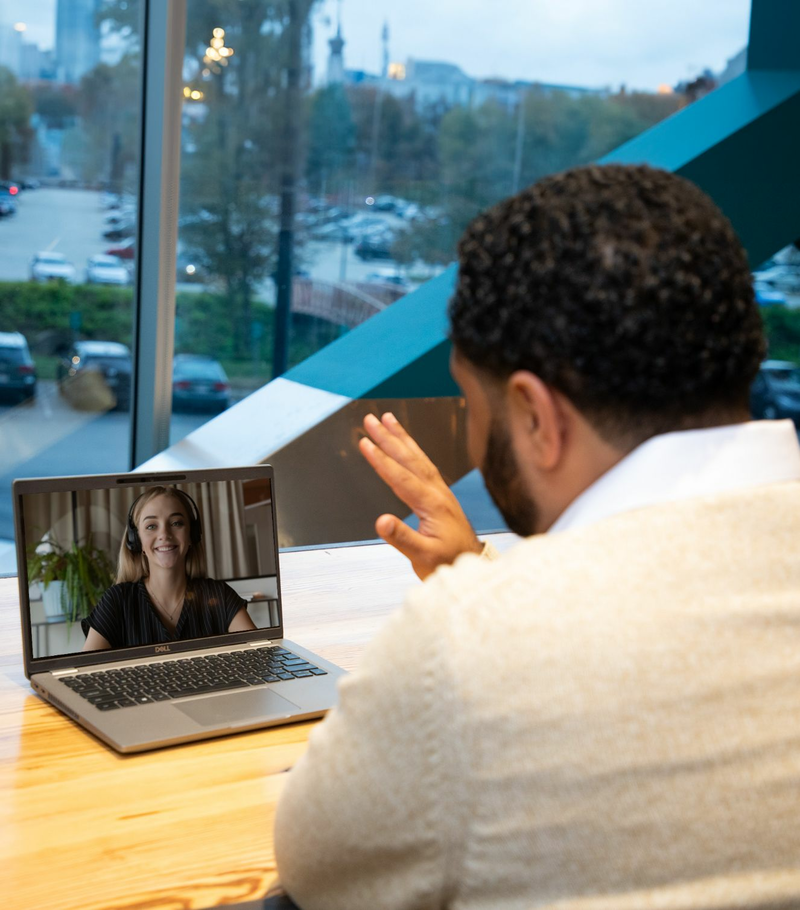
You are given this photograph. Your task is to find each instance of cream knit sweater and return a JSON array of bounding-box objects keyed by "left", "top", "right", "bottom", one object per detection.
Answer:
[{"left": 275, "top": 482, "right": 800, "bottom": 909}]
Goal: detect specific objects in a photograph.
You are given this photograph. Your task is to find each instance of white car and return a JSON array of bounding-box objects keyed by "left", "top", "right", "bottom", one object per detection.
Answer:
[
  {"left": 753, "top": 265, "right": 800, "bottom": 295},
  {"left": 29, "top": 251, "right": 76, "bottom": 283},
  {"left": 86, "top": 255, "right": 130, "bottom": 285}
]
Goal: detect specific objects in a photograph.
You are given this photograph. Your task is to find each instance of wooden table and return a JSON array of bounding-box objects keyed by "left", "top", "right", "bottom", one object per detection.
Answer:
[{"left": 1, "top": 535, "right": 514, "bottom": 910}]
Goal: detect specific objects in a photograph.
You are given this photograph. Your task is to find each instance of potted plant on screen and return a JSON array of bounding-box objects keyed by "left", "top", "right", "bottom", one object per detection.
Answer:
[{"left": 26, "top": 537, "right": 115, "bottom": 625}]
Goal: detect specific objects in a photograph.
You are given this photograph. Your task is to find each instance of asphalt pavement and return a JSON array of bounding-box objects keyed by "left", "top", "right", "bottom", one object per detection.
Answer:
[
  {"left": 0, "top": 186, "right": 410, "bottom": 287},
  {"left": 0, "top": 381, "right": 213, "bottom": 549},
  {"left": 0, "top": 187, "right": 112, "bottom": 282}
]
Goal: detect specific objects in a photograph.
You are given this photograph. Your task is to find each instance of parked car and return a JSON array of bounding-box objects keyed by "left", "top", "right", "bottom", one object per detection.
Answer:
[
  {"left": 753, "top": 280, "right": 786, "bottom": 307},
  {"left": 57, "top": 340, "right": 132, "bottom": 410},
  {"left": 30, "top": 251, "right": 76, "bottom": 283},
  {"left": 355, "top": 230, "right": 395, "bottom": 260},
  {"left": 372, "top": 194, "right": 401, "bottom": 212},
  {"left": 105, "top": 238, "right": 135, "bottom": 260},
  {"left": 750, "top": 360, "right": 800, "bottom": 423},
  {"left": 103, "top": 205, "right": 135, "bottom": 225},
  {"left": 0, "top": 332, "right": 36, "bottom": 403},
  {"left": 753, "top": 264, "right": 800, "bottom": 295},
  {"left": 0, "top": 183, "right": 18, "bottom": 216},
  {"left": 364, "top": 269, "right": 409, "bottom": 288},
  {"left": 85, "top": 255, "right": 130, "bottom": 285},
  {"left": 103, "top": 219, "right": 135, "bottom": 241},
  {"left": 172, "top": 354, "right": 231, "bottom": 413}
]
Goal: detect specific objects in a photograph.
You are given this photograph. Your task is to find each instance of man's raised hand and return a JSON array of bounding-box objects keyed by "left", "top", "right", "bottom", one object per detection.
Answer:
[{"left": 358, "top": 412, "right": 482, "bottom": 580}]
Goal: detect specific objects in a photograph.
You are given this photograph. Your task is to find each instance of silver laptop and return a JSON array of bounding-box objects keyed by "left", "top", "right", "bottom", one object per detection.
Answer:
[{"left": 14, "top": 465, "right": 345, "bottom": 753}]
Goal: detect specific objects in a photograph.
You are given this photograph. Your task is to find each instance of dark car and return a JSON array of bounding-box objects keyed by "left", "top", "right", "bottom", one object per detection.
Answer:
[
  {"left": 0, "top": 332, "right": 36, "bottom": 403},
  {"left": 354, "top": 230, "right": 395, "bottom": 261},
  {"left": 172, "top": 354, "right": 231, "bottom": 413},
  {"left": 57, "top": 340, "right": 132, "bottom": 411},
  {"left": 750, "top": 360, "right": 800, "bottom": 423}
]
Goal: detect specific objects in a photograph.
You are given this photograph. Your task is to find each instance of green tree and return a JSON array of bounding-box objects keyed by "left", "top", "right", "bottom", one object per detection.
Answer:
[
  {"left": 402, "top": 88, "right": 685, "bottom": 267},
  {"left": 64, "top": 58, "right": 140, "bottom": 190},
  {"left": 347, "top": 86, "right": 438, "bottom": 196},
  {"left": 32, "top": 84, "right": 78, "bottom": 129},
  {"left": 0, "top": 67, "right": 33, "bottom": 181},
  {"left": 100, "top": 0, "right": 320, "bottom": 362},
  {"left": 306, "top": 85, "right": 355, "bottom": 197}
]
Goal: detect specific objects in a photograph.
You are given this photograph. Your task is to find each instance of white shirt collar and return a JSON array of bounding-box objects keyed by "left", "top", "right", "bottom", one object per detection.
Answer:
[{"left": 550, "top": 420, "right": 800, "bottom": 534}]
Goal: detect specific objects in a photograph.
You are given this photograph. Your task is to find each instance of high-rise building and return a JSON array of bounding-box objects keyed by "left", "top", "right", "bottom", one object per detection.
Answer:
[
  {"left": 0, "top": 25, "right": 23, "bottom": 77},
  {"left": 55, "top": 0, "right": 101, "bottom": 85}
]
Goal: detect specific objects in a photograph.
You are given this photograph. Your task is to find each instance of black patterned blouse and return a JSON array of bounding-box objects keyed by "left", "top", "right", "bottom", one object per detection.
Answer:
[{"left": 81, "top": 578, "right": 248, "bottom": 649}]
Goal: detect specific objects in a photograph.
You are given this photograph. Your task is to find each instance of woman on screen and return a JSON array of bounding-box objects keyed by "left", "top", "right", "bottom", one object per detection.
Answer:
[{"left": 82, "top": 486, "right": 256, "bottom": 651}]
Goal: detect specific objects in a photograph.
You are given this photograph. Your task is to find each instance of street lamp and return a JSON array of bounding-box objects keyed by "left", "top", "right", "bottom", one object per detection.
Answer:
[{"left": 203, "top": 27, "right": 234, "bottom": 74}]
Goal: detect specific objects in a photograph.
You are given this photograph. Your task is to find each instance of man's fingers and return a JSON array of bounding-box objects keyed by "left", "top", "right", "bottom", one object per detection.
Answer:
[
  {"left": 381, "top": 412, "right": 433, "bottom": 464},
  {"left": 359, "top": 436, "right": 436, "bottom": 513},
  {"left": 363, "top": 413, "right": 441, "bottom": 483},
  {"left": 374, "top": 513, "right": 431, "bottom": 567}
]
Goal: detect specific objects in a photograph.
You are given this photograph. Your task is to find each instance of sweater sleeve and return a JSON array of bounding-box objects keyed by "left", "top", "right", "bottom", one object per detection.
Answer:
[
  {"left": 274, "top": 589, "right": 468, "bottom": 910},
  {"left": 481, "top": 540, "right": 501, "bottom": 561}
]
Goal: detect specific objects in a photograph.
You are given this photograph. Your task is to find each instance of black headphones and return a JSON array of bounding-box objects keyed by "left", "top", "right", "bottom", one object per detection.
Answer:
[{"left": 125, "top": 488, "right": 202, "bottom": 554}]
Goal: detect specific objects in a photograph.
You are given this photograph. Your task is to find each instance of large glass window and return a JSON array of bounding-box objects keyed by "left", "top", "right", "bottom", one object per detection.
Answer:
[
  {"left": 165, "top": 0, "right": 751, "bottom": 523},
  {"left": 0, "top": 0, "right": 141, "bottom": 571},
  {"left": 0, "top": 0, "right": 757, "bottom": 562}
]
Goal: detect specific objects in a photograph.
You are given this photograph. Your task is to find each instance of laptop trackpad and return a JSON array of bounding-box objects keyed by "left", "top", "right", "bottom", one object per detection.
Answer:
[{"left": 176, "top": 688, "right": 302, "bottom": 727}]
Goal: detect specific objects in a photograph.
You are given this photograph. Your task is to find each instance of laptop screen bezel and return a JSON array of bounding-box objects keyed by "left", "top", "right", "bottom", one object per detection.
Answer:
[{"left": 14, "top": 465, "right": 283, "bottom": 678}]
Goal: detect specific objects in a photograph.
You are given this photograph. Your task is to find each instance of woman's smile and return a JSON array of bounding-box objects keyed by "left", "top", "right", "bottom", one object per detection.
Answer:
[{"left": 138, "top": 493, "right": 191, "bottom": 572}]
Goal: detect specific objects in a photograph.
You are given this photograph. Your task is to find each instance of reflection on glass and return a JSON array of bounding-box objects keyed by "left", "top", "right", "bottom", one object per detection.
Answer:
[
  {"left": 170, "top": 0, "right": 749, "bottom": 530},
  {"left": 0, "top": 0, "right": 142, "bottom": 568},
  {"left": 754, "top": 240, "right": 800, "bottom": 425}
]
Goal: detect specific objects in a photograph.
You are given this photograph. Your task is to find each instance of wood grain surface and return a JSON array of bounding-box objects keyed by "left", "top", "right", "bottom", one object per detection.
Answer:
[{"left": 1, "top": 534, "right": 516, "bottom": 910}]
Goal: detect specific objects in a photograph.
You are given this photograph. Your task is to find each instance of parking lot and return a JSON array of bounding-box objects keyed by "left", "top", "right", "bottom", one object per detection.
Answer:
[{"left": 0, "top": 185, "right": 410, "bottom": 288}]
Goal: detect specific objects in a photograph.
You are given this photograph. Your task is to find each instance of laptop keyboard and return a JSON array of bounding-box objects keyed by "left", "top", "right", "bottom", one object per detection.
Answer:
[{"left": 58, "top": 646, "right": 327, "bottom": 711}]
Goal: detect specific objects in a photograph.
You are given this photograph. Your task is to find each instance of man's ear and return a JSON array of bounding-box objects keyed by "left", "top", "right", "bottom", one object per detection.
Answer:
[{"left": 506, "top": 371, "right": 566, "bottom": 471}]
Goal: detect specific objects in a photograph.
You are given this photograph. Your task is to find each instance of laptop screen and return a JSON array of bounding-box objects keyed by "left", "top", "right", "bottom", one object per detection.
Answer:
[{"left": 17, "top": 473, "right": 280, "bottom": 661}]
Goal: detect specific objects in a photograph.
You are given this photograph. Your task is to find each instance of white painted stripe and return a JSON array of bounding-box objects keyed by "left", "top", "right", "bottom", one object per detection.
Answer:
[{"left": 139, "top": 377, "right": 351, "bottom": 471}]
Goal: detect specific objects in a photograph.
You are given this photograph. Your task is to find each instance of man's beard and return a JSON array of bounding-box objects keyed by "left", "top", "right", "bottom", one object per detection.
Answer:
[{"left": 482, "top": 417, "right": 539, "bottom": 537}]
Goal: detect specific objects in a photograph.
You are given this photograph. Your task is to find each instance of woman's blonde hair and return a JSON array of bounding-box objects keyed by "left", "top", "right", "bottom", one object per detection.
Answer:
[{"left": 116, "top": 486, "right": 208, "bottom": 584}]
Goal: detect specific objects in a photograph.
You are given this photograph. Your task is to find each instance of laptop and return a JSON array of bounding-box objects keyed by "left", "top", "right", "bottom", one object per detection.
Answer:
[{"left": 14, "top": 465, "right": 345, "bottom": 753}]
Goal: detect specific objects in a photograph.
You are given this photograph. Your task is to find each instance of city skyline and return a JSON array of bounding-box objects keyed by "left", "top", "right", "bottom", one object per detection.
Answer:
[{"left": 2, "top": 0, "right": 752, "bottom": 92}]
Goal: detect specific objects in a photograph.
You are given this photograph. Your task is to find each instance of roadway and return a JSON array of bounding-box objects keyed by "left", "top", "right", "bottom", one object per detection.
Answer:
[{"left": 0, "top": 381, "right": 216, "bottom": 549}]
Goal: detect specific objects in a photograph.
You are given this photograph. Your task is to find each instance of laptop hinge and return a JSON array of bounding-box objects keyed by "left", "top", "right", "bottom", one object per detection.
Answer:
[{"left": 53, "top": 668, "right": 78, "bottom": 677}]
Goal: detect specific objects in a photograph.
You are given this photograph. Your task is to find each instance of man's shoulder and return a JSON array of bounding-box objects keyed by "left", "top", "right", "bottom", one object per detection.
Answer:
[{"left": 411, "top": 480, "right": 800, "bottom": 622}]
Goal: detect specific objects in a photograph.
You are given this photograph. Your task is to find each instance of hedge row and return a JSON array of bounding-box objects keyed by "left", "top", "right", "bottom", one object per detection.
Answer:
[
  {"left": 5, "top": 279, "right": 793, "bottom": 374},
  {"left": 0, "top": 282, "right": 342, "bottom": 367},
  {"left": 760, "top": 305, "right": 800, "bottom": 362}
]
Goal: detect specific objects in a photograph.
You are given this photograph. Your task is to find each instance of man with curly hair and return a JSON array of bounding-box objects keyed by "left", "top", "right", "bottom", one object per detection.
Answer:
[{"left": 275, "top": 165, "right": 800, "bottom": 909}]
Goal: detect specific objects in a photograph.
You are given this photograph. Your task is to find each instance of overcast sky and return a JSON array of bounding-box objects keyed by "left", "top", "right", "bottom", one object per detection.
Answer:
[{"left": 4, "top": 0, "right": 752, "bottom": 92}]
